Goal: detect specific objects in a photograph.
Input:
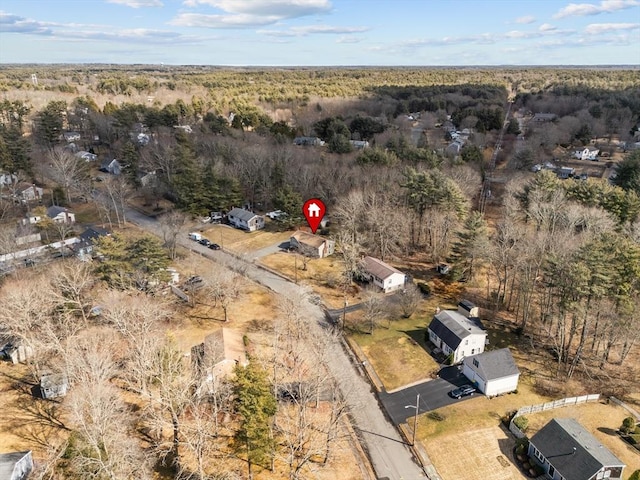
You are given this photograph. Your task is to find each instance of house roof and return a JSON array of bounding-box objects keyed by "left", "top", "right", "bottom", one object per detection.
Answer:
[
  {"left": 291, "top": 231, "right": 328, "bottom": 249},
  {"left": 14, "top": 182, "right": 40, "bottom": 194},
  {"left": 192, "top": 328, "right": 246, "bottom": 368},
  {"left": 46, "top": 206, "right": 70, "bottom": 218},
  {"left": 463, "top": 348, "right": 519, "bottom": 381},
  {"left": 428, "top": 310, "right": 486, "bottom": 349},
  {"left": 362, "top": 256, "right": 404, "bottom": 280},
  {"left": 228, "top": 208, "right": 259, "bottom": 222},
  {"left": 530, "top": 418, "right": 624, "bottom": 480},
  {"left": 40, "top": 372, "right": 68, "bottom": 390},
  {"left": 78, "top": 227, "right": 110, "bottom": 245},
  {"left": 458, "top": 299, "right": 476, "bottom": 313},
  {"left": 0, "top": 451, "right": 32, "bottom": 479}
]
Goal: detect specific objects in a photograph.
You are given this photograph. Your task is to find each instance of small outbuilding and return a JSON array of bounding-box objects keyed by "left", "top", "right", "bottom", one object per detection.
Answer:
[
  {"left": 462, "top": 348, "right": 520, "bottom": 396},
  {"left": 39, "top": 372, "right": 69, "bottom": 399},
  {"left": 0, "top": 451, "right": 33, "bottom": 480}
]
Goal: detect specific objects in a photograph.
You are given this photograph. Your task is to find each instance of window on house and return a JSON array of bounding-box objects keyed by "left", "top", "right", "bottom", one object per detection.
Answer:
[
  {"left": 471, "top": 349, "right": 475, "bottom": 354},
  {"left": 534, "top": 448, "right": 544, "bottom": 462},
  {"left": 473, "top": 359, "right": 479, "bottom": 368},
  {"left": 465, "top": 339, "right": 468, "bottom": 345}
]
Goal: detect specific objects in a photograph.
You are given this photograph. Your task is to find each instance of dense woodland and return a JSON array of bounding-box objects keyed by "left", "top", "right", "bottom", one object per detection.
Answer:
[{"left": 0, "top": 66, "right": 640, "bottom": 478}]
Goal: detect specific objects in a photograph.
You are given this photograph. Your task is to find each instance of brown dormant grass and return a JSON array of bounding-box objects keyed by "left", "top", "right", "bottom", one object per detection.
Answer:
[{"left": 425, "top": 426, "right": 526, "bottom": 480}]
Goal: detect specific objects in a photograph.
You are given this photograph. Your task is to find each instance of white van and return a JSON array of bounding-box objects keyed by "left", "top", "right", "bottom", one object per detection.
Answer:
[{"left": 188, "top": 232, "right": 202, "bottom": 241}]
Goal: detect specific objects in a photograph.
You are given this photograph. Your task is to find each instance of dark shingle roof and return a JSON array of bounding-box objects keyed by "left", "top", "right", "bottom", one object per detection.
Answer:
[
  {"left": 458, "top": 299, "right": 476, "bottom": 312},
  {"left": 46, "top": 206, "right": 69, "bottom": 218},
  {"left": 463, "top": 348, "right": 519, "bottom": 381},
  {"left": 530, "top": 418, "right": 624, "bottom": 480},
  {"left": 79, "top": 227, "right": 109, "bottom": 243},
  {"left": 428, "top": 310, "right": 485, "bottom": 350},
  {"left": 228, "top": 208, "right": 259, "bottom": 222}
]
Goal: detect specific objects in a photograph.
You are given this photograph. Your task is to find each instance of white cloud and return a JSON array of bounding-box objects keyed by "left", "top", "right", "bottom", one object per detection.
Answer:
[
  {"left": 554, "top": 0, "right": 640, "bottom": 19},
  {"left": 181, "top": 0, "right": 332, "bottom": 18},
  {"left": 336, "top": 35, "right": 362, "bottom": 44},
  {"left": 0, "top": 12, "right": 201, "bottom": 44},
  {"left": 584, "top": 22, "right": 640, "bottom": 33},
  {"left": 539, "top": 23, "right": 557, "bottom": 31},
  {"left": 106, "top": 0, "right": 163, "bottom": 7},
  {"left": 259, "top": 24, "right": 368, "bottom": 37},
  {"left": 514, "top": 15, "right": 536, "bottom": 24},
  {"left": 171, "top": 12, "right": 279, "bottom": 28},
  {"left": 0, "top": 12, "right": 53, "bottom": 34}
]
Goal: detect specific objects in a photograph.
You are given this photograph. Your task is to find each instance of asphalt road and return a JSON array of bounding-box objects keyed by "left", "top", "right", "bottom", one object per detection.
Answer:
[
  {"left": 125, "top": 209, "right": 427, "bottom": 480},
  {"left": 381, "top": 366, "right": 477, "bottom": 424}
]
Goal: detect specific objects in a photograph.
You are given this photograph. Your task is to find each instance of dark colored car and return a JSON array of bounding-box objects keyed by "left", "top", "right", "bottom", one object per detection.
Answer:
[
  {"left": 448, "top": 384, "right": 475, "bottom": 399},
  {"left": 199, "top": 238, "right": 212, "bottom": 247},
  {"left": 208, "top": 243, "right": 221, "bottom": 250}
]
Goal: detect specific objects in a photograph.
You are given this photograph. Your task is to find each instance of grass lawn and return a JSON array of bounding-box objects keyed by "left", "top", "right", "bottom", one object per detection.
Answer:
[
  {"left": 349, "top": 295, "right": 454, "bottom": 391},
  {"left": 198, "top": 224, "right": 291, "bottom": 255},
  {"left": 425, "top": 426, "right": 526, "bottom": 480},
  {"left": 260, "top": 252, "right": 362, "bottom": 309}
]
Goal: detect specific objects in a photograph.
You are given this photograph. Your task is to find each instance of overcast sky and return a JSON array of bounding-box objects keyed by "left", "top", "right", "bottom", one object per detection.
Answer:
[{"left": 1, "top": 0, "right": 639, "bottom": 65}]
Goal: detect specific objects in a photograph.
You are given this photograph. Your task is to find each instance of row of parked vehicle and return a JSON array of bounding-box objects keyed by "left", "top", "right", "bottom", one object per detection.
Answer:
[{"left": 188, "top": 232, "right": 220, "bottom": 250}]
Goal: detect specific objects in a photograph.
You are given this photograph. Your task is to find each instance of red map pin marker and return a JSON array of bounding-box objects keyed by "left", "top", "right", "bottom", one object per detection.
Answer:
[{"left": 302, "top": 198, "right": 326, "bottom": 234}]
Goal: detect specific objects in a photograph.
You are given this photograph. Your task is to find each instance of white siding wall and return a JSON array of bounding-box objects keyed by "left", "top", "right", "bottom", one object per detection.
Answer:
[
  {"left": 383, "top": 272, "right": 406, "bottom": 292},
  {"left": 485, "top": 374, "right": 520, "bottom": 396},
  {"left": 453, "top": 333, "right": 486, "bottom": 363}
]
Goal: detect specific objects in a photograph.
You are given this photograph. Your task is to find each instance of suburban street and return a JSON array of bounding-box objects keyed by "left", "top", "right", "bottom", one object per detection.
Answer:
[
  {"left": 381, "top": 366, "right": 476, "bottom": 425},
  {"left": 125, "top": 208, "right": 427, "bottom": 480}
]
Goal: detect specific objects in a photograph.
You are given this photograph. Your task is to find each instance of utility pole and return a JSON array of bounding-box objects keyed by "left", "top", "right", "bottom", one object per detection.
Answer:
[{"left": 404, "top": 393, "right": 420, "bottom": 446}]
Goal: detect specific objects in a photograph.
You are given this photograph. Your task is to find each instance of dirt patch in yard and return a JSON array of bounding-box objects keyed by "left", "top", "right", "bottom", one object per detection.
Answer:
[{"left": 425, "top": 426, "right": 526, "bottom": 480}]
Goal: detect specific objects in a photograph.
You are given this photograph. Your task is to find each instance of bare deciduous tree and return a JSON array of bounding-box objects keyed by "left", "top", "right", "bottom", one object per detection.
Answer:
[
  {"left": 47, "top": 148, "right": 90, "bottom": 204},
  {"left": 67, "top": 381, "right": 152, "bottom": 480},
  {"left": 158, "top": 209, "right": 189, "bottom": 259}
]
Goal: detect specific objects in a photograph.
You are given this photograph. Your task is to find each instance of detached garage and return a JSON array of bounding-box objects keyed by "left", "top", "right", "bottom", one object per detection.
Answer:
[{"left": 462, "top": 348, "right": 520, "bottom": 397}]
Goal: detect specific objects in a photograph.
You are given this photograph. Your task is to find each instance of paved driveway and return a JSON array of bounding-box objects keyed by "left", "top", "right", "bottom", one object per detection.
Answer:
[{"left": 381, "top": 366, "right": 478, "bottom": 424}]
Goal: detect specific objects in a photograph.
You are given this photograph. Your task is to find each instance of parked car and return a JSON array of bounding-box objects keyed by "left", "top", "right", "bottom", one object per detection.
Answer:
[
  {"left": 199, "top": 238, "right": 212, "bottom": 247},
  {"left": 448, "top": 384, "right": 475, "bottom": 399},
  {"left": 208, "top": 243, "right": 221, "bottom": 250}
]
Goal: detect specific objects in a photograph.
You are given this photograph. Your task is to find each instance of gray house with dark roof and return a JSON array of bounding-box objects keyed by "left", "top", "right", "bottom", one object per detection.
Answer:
[
  {"left": 528, "top": 418, "right": 625, "bottom": 480},
  {"left": 427, "top": 310, "right": 487, "bottom": 363},
  {"left": 0, "top": 451, "right": 33, "bottom": 480},
  {"left": 227, "top": 208, "right": 264, "bottom": 232},
  {"left": 462, "top": 348, "right": 520, "bottom": 396}
]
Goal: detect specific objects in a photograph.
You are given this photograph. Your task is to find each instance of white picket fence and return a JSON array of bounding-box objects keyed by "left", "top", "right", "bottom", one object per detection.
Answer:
[{"left": 509, "top": 394, "right": 601, "bottom": 439}]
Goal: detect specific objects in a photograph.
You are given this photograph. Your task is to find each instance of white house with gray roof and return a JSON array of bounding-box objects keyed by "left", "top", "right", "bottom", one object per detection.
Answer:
[
  {"left": 361, "top": 256, "right": 406, "bottom": 293},
  {"left": 227, "top": 208, "right": 264, "bottom": 232},
  {"left": 427, "top": 310, "right": 487, "bottom": 363},
  {"left": 528, "top": 418, "right": 625, "bottom": 480},
  {"left": 462, "top": 348, "right": 519, "bottom": 396}
]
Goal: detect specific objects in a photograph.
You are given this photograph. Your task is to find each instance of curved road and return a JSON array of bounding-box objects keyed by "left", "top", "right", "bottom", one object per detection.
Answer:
[{"left": 126, "top": 209, "right": 427, "bottom": 480}]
